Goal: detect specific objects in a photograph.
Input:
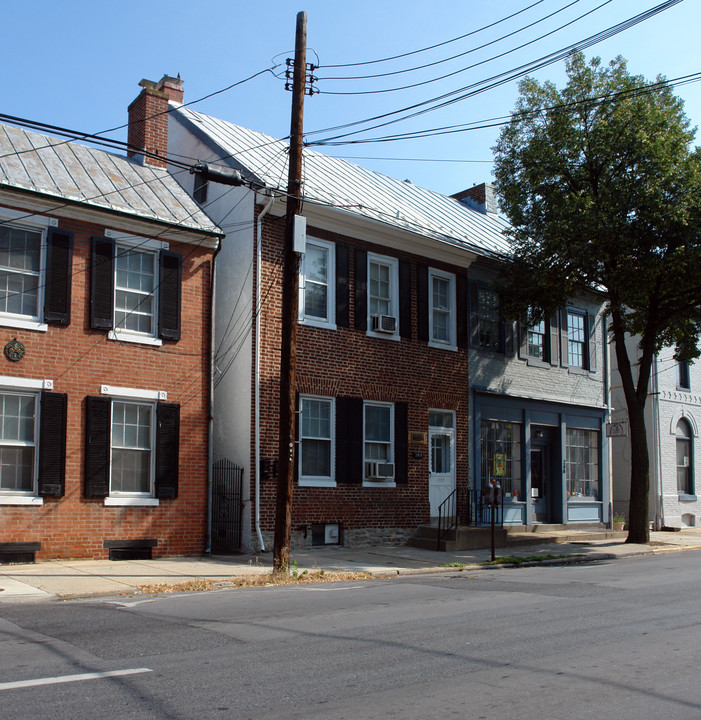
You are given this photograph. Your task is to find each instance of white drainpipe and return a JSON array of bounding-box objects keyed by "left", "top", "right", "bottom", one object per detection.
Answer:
[{"left": 255, "top": 191, "right": 275, "bottom": 551}]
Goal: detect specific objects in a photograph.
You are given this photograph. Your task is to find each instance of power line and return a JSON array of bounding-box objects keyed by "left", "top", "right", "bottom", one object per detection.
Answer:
[
  {"left": 318, "top": 0, "right": 589, "bottom": 86},
  {"left": 305, "top": 0, "right": 686, "bottom": 146},
  {"left": 318, "top": 0, "right": 548, "bottom": 69}
]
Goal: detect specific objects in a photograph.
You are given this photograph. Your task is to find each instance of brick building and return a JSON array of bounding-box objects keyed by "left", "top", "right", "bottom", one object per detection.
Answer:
[
  {"left": 0, "top": 115, "right": 222, "bottom": 561},
  {"left": 137, "top": 75, "right": 610, "bottom": 551}
]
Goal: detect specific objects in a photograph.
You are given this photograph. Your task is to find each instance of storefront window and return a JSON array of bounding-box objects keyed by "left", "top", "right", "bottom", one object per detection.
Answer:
[
  {"left": 480, "top": 420, "right": 522, "bottom": 498},
  {"left": 566, "top": 428, "right": 599, "bottom": 500}
]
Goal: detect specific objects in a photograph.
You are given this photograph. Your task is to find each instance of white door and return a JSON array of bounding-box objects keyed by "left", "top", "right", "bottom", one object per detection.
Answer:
[{"left": 429, "top": 411, "right": 456, "bottom": 517}]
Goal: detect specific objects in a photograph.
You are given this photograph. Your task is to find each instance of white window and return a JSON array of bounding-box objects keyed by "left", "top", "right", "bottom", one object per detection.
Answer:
[
  {"left": 477, "top": 286, "right": 501, "bottom": 352},
  {"left": 676, "top": 418, "right": 693, "bottom": 495},
  {"left": 528, "top": 318, "right": 546, "bottom": 360},
  {"left": 364, "top": 401, "right": 395, "bottom": 485},
  {"left": 114, "top": 246, "right": 157, "bottom": 336},
  {"left": 110, "top": 401, "right": 155, "bottom": 496},
  {"left": 299, "top": 395, "right": 335, "bottom": 487},
  {"left": 299, "top": 238, "right": 335, "bottom": 328},
  {"left": 368, "top": 253, "right": 399, "bottom": 338},
  {"left": 0, "top": 391, "right": 37, "bottom": 495},
  {"left": 0, "top": 210, "right": 53, "bottom": 332},
  {"left": 429, "top": 268, "right": 456, "bottom": 348},
  {"left": 566, "top": 428, "right": 600, "bottom": 500},
  {"left": 567, "top": 311, "right": 586, "bottom": 368}
]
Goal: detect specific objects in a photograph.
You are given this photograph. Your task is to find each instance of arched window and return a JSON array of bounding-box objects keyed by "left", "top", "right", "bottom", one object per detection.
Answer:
[{"left": 676, "top": 419, "right": 693, "bottom": 495}]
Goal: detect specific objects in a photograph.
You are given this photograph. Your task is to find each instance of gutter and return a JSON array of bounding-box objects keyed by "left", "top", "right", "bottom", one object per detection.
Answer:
[{"left": 255, "top": 190, "right": 276, "bottom": 552}]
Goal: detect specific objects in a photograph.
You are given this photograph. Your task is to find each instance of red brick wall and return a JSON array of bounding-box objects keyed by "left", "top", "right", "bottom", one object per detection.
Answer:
[
  {"left": 0, "top": 207, "right": 213, "bottom": 559},
  {"left": 252, "top": 212, "right": 470, "bottom": 539}
]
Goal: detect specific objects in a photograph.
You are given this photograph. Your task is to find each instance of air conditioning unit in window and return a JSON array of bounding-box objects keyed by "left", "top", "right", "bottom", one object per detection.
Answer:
[
  {"left": 371, "top": 314, "right": 397, "bottom": 334},
  {"left": 365, "top": 461, "right": 395, "bottom": 479}
]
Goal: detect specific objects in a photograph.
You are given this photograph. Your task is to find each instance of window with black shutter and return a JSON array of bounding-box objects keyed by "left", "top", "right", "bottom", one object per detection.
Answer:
[
  {"left": 84, "top": 396, "right": 111, "bottom": 498},
  {"left": 155, "top": 402, "right": 180, "bottom": 499},
  {"left": 90, "top": 237, "right": 115, "bottom": 330},
  {"left": 44, "top": 229, "right": 73, "bottom": 325},
  {"left": 336, "top": 396, "right": 363, "bottom": 483},
  {"left": 335, "top": 244, "right": 350, "bottom": 327},
  {"left": 159, "top": 251, "right": 182, "bottom": 340},
  {"left": 38, "top": 390, "right": 67, "bottom": 497},
  {"left": 394, "top": 402, "right": 408, "bottom": 485},
  {"left": 354, "top": 249, "right": 367, "bottom": 331}
]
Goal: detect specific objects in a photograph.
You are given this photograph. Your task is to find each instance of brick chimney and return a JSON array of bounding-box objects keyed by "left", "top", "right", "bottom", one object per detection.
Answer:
[
  {"left": 451, "top": 182, "right": 498, "bottom": 215},
  {"left": 127, "top": 74, "right": 183, "bottom": 168}
]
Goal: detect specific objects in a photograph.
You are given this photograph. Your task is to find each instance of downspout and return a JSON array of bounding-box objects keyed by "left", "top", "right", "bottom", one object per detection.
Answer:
[
  {"left": 255, "top": 190, "right": 276, "bottom": 552},
  {"left": 603, "top": 314, "right": 612, "bottom": 527},
  {"left": 206, "top": 234, "right": 223, "bottom": 554}
]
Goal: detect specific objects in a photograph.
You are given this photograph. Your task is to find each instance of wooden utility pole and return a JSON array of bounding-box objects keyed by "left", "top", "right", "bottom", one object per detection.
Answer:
[{"left": 273, "top": 10, "right": 307, "bottom": 572}]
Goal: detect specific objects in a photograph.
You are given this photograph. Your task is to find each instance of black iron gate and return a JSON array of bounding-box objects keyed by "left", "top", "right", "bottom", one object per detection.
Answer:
[{"left": 211, "top": 459, "right": 243, "bottom": 553}]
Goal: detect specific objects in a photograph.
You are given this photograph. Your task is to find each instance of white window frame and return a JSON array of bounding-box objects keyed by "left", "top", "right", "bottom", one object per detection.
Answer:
[
  {"left": 428, "top": 268, "right": 456, "bottom": 350},
  {"left": 0, "top": 209, "right": 56, "bottom": 333},
  {"left": 298, "top": 394, "right": 335, "bottom": 487},
  {"left": 0, "top": 376, "right": 52, "bottom": 505},
  {"left": 567, "top": 310, "right": 587, "bottom": 369},
  {"left": 367, "top": 253, "right": 399, "bottom": 341},
  {"left": 298, "top": 237, "right": 336, "bottom": 330},
  {"left": 101, "top": 383, "right": 164, "bottom": 507},
  {"left": 363, "top": 400, "right": 396, "bottom": 487},
  {"left": 106, "top": 231, "right": 167, "bottom": 347}
]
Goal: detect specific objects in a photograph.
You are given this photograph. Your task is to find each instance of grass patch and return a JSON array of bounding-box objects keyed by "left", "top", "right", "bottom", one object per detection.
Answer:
[
  {"left": 137, "top": 569, "right": 373, "bottom": 595},
  {"left": 480, "top": 553, "right": 584, "bottom": 566},
  {"left": 439, "top": 562, "right": 466, "bottom": 568}
]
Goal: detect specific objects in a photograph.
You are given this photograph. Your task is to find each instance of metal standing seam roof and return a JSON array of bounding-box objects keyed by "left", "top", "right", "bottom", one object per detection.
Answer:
[
  {"left": 173, "top": 104, "right": 512, "bottom": 258},
  {"left": 0, "top": 123, "right": 221, "bottom": 236}
]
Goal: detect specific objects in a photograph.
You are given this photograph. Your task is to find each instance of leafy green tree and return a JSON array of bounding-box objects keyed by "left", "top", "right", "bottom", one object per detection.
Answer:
[{"left": 493, "top": 52, "right": 701, "bottom": 543}]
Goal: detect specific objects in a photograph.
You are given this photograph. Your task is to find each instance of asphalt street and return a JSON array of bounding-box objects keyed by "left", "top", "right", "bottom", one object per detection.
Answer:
[{"left": 1, "top": 551, "right": 700, "bottom": 719}]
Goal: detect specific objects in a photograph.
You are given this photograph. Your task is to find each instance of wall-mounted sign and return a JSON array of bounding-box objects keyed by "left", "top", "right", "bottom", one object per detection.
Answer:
[
  {"left": 606, "top": 422, "right": 628, "bottom": 437},
  {"left": 4, "top": 338, "right": 25, "bottom": 362}
]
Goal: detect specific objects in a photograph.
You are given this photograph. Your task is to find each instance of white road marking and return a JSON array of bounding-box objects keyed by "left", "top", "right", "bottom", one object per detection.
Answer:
[{"left": 0, "top": 668, "right": 152, "bottom": 691}]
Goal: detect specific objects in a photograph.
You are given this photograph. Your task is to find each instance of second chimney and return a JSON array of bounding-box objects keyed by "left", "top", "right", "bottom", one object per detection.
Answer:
[{"left": 127, "top": 74, "right": 183, "bottom": 168}]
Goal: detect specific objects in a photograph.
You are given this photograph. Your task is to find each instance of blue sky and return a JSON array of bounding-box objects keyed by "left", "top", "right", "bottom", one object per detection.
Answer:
[{"left": 3, "top": 0, "right": 699, "bottom": 196}]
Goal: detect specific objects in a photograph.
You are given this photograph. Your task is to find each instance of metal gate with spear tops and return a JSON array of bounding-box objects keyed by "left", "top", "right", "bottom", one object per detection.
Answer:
[{"left": 211, "top": 459, "right": 243, "bottom": 553}]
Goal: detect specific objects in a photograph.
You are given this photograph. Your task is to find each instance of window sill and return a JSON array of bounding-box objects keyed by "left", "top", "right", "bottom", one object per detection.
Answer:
[
  {"left": 0, "top": 316, "right": 48, "bottom": 333},
  {"left": 104, "top": 497, "right": 159, "bottom": 507},
  {"left": 678, "top": 494, "right": 697, "bottom": 502},
  {"left": 298, "top": 479, "right": 337, "bottom": 488},
  {"left": 300, "top": 318, "right": 337, "bottom": 331},
  {"left": 428, "top": 341, "right": 458, "bottom": 352},
  {"left": 362, "top": 480, "right": 397, "bottom": 488},
  {"left": 367, "top": 331, "right": 401, "bottom": 342},
  {"left": 108, "top": 331, "right": 163, "bottom": 347},
  {"left": 567, "top": 498, "right": 602, "bottom": 503},
  {"left": 0, "top": 495, "right": 44, "bottom": 505},
  {"left": 524, "top": 357, "right": 551, "bottom": 368}
]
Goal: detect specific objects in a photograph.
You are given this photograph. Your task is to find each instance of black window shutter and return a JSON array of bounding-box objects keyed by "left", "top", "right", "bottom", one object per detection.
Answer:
[
  {"left": 159, "top": 250, "right": 182, "bottom": 341},
  {"left": 560, "top": 309, "right": 569, "bottom": 367},
  {"left": 399, "top": 260, "right": 412, "bottom": 339},
  {"left": 85, "top": 396, "right": 111, "bottom": 498},
  {"left": 156, "top": 402, "right": 180, "bottom": 499},
  {"left": 335, "top": 244, "right": 350, "bottom": 328},
  {"left": 468, "top": 280, "right": 479, "bottom": 348},
  {"left": 90, "top": 237, "right": 114, "bottom": 330},
  {"left": 587, "top": 312, "right": 597, "bottom": 371},
  {"left": 44, "top": 228, "right": 73, "bottom": 325},
  {"left": 416, "top": 265, "right": 429, "bottom": 343},
  {"left": 38, "top": 391, "right": 67, "bottom": 497},
  {"left": 354, "top": 249, "right": 367, "bottom": 331},
  {"left": 456, "top": 273, "right": 469, "bottom": 349},
  {"left": 336, "top": 396, "right": 363, "bottom": 483},
  {"left": 504, "top": 320, "right": 515, "bottom": 356},
  {"left": 549, "top": 315, "right": 559, "bottom": 366},
  {"left": 518, "top": 323, "right": 528, "bottom": 360},
  {"left": 394, "top": 401, "right": 408, "bottom": 485}
]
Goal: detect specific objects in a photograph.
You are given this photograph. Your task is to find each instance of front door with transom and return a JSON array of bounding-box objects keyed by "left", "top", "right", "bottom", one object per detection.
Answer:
[{"left": 429, "top": 411, "right": 456, "bottom": 517}]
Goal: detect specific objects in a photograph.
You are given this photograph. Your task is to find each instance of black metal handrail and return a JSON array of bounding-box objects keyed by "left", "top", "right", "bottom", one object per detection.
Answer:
[{"left": 437, "top": 489, "right": 458, "bottom": 551}]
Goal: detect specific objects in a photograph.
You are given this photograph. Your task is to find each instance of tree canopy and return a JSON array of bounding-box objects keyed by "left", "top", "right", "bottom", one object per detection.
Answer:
[{"left": 493, "top": 52, "right": 701, "bottom": 542}]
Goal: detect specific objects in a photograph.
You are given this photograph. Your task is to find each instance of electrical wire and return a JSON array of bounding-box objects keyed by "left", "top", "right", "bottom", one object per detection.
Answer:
[
  {"left": 318, "top": 0, "right": 548, "bottom": 69},
  {"left": 318, "top": 0, "right": 588, "bottom": 85},
  {"left": 305, "top": 0, "right": 686, "bottom": 146}
]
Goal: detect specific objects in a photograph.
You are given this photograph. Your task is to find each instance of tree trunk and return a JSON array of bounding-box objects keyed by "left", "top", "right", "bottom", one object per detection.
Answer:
[{"left": 626, "top": 397, "right": 650, "bottom": 544}]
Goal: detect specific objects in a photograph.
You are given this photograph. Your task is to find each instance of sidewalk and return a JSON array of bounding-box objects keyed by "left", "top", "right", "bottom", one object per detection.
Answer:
[{"left": 2, "top": 529, "right": 701, "bottom": 603}]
